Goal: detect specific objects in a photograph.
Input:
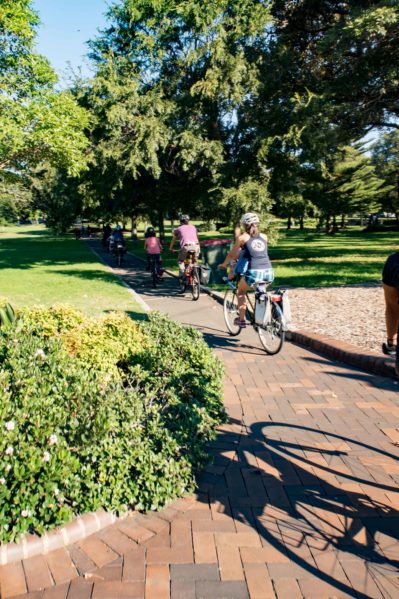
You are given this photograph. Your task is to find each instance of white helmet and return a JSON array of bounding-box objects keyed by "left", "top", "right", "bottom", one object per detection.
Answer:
[{"left": 240, "top": 212, "right": 260, "bottom": 228}]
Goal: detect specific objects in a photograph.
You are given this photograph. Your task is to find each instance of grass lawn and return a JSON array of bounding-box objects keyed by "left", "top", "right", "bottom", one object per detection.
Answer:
[
  {"left": 130, "top": 224, "right": 398, "bottom": 288},
  {"left": 0, "top": 225, "right": 145, "bottom": 317},
  {"left": 269, "top": 227, "right": 399, "bottom": 287}
]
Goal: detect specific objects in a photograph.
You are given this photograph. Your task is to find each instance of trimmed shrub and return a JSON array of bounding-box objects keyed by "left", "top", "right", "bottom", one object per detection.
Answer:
[{"left": 0, "top": 308, "right": 225, "bottom": 542}]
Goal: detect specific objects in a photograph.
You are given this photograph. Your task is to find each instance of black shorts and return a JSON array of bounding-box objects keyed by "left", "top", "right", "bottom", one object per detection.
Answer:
[{"left": 382, "top": 252, "right": 399, "bottom": 289}]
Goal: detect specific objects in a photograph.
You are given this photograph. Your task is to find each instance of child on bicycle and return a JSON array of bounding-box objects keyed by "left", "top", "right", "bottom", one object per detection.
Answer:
[
  {"left": 219, "top": 212, "right": 274, "bottom": 328},
  {"left": 144, "top": 227, "right": 164, "bottom": 277}
]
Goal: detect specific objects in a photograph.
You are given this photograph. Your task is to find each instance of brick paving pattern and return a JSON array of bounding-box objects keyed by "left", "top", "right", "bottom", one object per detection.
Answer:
[{"left": 1, "top": 243, "right": 398, "bottom": 599}]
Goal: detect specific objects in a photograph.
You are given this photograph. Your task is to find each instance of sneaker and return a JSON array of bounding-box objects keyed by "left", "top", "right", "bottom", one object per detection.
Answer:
[
  {"left": 234, "top": 317, "right": 247, "bottom": 328},
  {"left": 382, "top": 342, "right": 397, "bottom": 356}
]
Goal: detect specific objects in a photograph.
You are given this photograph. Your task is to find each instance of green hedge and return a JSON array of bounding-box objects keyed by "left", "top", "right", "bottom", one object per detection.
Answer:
[{"left": 0, "top": 308, "right": 225, "bottom": 542}]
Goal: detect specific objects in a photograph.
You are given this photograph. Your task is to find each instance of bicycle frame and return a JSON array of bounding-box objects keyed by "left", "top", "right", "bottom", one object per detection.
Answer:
[{"left": 183, "top": 252, "right": 198, "bottom": 283}]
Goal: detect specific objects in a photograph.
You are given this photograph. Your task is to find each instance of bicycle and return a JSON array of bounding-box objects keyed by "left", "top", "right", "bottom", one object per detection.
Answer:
[
  {"left": 179, "top": 250, "right": 201, "bottom": 301},
  {"left": 223, "top": 278, "right": 285, "bottom": 354},
  {"left": 111, "top": 242, "right": 125, "bottom": 267},
  {"left": 148, "top": 255, "right": 163, "bottom": 288}
]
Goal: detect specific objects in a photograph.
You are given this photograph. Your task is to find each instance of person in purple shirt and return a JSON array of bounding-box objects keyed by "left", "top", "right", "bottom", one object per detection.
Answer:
[{"left": 169, "top": 215, "right": 200, "bottom": 276}]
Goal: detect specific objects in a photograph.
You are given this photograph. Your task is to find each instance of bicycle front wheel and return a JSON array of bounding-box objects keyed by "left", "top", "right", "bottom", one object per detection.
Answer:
[
  {"left": 258, "top": 301, "right": 285, "bottom": 354},
  {"left": 192, "top": 267, "right": 200, "bottom": 301},
  {"left": 223, "top": 288, "right": 241, "bottom": 336}
]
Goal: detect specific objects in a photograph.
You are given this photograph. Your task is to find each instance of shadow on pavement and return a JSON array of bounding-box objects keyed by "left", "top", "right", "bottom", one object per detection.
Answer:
[
  {"left": 89, "top": 237, "right": 399, "bottom": 597},
  {"left": 197, "top": 421, "right": 399, "bottom": 598}
]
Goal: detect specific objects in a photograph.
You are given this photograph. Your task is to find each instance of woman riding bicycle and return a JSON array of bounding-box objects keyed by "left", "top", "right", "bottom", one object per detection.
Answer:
[{"left": 219, "top": 212, "right": 274, "bottom": 328}]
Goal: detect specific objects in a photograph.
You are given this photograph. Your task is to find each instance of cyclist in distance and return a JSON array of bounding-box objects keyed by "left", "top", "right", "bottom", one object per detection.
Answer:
[
  {"left": 219, "top": 212, "right": 274, "bottom": 328},
  {"left": 144, "top": 227, "right": 164, "bottom": 277},
  {"left": 109, "top": 224, "right": 125, "bottom": 251},
  {"left": 169, "top": 215, "right": 200, "bottom": 277},
  {"left": 102, "top": 222, "right": 112, "bottom": 248}
]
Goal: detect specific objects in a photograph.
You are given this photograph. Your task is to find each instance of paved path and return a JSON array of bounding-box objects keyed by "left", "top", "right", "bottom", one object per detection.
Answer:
[{"left": 1, "top": 243, "right": 398, "bottom": 599}]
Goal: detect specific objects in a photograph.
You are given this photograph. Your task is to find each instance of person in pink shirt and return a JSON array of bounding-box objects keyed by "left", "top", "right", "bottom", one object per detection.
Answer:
[
  {"left": 144, "top": 227, "right": 164, "bottom": 276},
  {"left": 169, "top": 215, "right": 200, "bottom": 275}
]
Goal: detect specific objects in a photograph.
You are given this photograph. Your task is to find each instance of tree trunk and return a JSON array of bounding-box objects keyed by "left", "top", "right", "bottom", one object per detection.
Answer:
[
  {"left": 341, "top": 214, "right": 346, "bottom": 229},
  {"left": 158, "top": 213, "right": 166, "bottom": 245},
  {"left": 299, "top": 215, "right": 304, "bottom": 230},
  {"left": 325, "top": 214, "right": 331, "bottom": 233},
  {"left": 131, "top": 214, "right": 138, "bottom": 240},
  {"left": 287, "top": 216, "right": 292, "bottom": 229}
]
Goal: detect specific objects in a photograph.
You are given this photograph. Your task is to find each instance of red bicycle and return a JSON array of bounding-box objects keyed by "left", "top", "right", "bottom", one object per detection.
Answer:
[{"left": 179, "top": 250, "right": 200, "bottom": 300}]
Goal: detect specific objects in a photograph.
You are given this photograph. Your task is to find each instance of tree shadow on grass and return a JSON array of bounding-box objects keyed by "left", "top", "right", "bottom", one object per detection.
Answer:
[{"left": 0, "top": 236, "right": 102, "bottom": 270}]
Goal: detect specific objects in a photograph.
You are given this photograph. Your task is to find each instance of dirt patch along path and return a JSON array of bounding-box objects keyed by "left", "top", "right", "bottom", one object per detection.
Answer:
[{"left": 288, "top": 284, "right": 387, "bottom": 355}]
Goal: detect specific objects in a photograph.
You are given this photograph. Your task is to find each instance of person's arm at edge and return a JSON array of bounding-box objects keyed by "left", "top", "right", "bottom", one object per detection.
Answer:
[
  {"left": 219, "top": 234, "right": 245, "bottom": 269},
  {"left": 169, "top": 233, "right": 177, "bottom": 251}
]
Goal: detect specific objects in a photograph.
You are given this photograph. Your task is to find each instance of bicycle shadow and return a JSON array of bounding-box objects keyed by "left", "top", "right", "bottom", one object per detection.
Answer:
[{"left": 197, "top": 420, "right": 399, "bottom": 598}]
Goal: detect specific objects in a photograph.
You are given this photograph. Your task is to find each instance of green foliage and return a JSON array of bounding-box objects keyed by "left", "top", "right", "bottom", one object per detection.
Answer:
[
  {"left": 31, "top": 165, "right": 84, "bottom": 234},
  {"left": 314, "top": 145, "right": 386, "bottom": 223},
  {"left": 0, "top": 173, "right": 33, "bottom": 225},
  {"left": 0, "top": 302, "right": 15, "bottom": 328},
  {"left": 0, "top": 307, "right": 225, "bottom": 542},
  {"left": 80, "top": 0, "right": 273, "bottom": 223},
  {"left": 372, "top": 130, "right": 399, "bottom": 220},
  {"left": 0, "top": 1, "right": 89, "bottom": 178}
]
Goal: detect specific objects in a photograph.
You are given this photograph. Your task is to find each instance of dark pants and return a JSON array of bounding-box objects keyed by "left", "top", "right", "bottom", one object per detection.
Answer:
[{"left": 147, "top": 254, "right": 162, "bottom": 274}]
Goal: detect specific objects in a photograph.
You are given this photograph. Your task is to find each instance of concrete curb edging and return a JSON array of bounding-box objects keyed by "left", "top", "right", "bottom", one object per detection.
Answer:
[
  {"left": 285, "top": 329, "right": 397, "bottom": 379},
  {"left": 0, "top": 509, "right": 118, "bottom": 565}
]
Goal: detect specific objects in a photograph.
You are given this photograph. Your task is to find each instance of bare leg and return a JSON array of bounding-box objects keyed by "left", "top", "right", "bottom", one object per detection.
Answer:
[
  {"left": 237, "top": 278, "right": 250, "bottom": 321},
  {"left": 383, "top": 283, "right": 399, "bottom": 344}
]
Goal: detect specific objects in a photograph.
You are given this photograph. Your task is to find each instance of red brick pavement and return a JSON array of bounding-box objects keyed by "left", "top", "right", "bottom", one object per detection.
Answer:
[{"left": 1, "top": 244, "right": 398, "bottom": 599}]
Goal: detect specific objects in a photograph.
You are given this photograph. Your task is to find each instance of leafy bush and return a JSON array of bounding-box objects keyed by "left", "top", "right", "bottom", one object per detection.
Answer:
[{"left": 0, "top": 308, "right": 225, "bottom": 542}]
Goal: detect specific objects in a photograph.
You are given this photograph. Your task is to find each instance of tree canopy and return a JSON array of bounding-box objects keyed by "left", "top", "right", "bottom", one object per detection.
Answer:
[
  {"left": 0, "top": 0, "right": 89, "bottom": 177},
  {"left": 1, "top": 0, "right": 399, "bottom": 230}
]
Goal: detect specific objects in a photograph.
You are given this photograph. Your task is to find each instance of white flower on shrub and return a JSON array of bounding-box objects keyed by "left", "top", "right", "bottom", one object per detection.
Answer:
[
  {"left": 35, "top": 349, "right": 45, "bottom": 359},
  {"left": 21, "top": 510, "right": 30, "bottom": 518},
  {"left": 0, "top": 477, "right": 5, "bottom": 484},
  {"left": 42, "top": 451, "right": 51, "bottom": 462},
  {"left": 5, "top": 464, "right": 11, "bottom": 472},
  {"left": 54, "top": 488, "right": 59, "bottom": 496},
  {"left": 5, "top": 421, "right": 15, "bottom": 431},
  {"left": 49, "top": 434, "right": 58, "bottom": 446},
  {"left": 5, "top": 446, "right": 13, "bottom": 455}
]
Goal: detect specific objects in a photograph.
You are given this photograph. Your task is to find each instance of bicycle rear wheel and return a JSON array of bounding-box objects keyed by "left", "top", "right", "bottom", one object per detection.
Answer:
[
  {"left": 179, "top": 272, "right": 186, "bottom": 293},
  {"left": 258, "top": 301, "right": 285, "bottom": 354},
  {"left": 192, "top": 266, "right": 200, "bottom": 301},
  {"left": 152, "top": 265, "right": 157, "bottom": 288},
  {"left": 223, "top": 288, "right": 241, "bottom": 336}
]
